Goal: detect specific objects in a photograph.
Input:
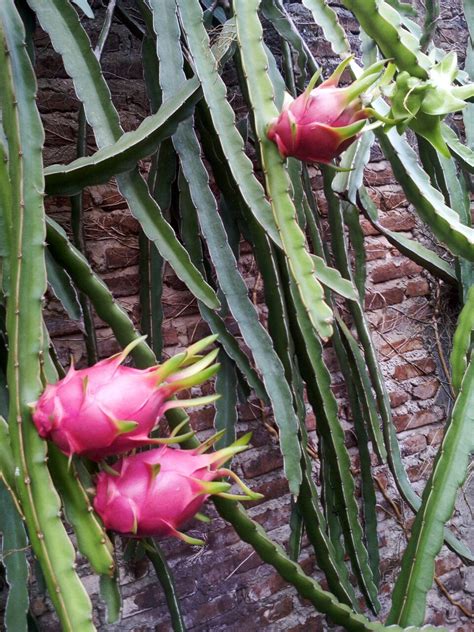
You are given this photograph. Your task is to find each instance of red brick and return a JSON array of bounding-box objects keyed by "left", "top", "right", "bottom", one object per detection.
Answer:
[
  {"left": 392, "top": 357, "right": 437, "bottom": 381},
  {"left": 413, "top": 379, "right": 439, "bottom": 400},
  {"left": 401, "top": 433, "right": 427, "bottom": 456},
  {"left": 406, "top": 463, "right": 426, "bottom": 482},
  {"left": 241, "top": 448, "right": 284, "bottom": 478},
  {"left": 365, "top": 237, "right": 390, "bottom": 260},
  {"left": 435, "top": 553, "right": 461, "bottom": 577},
  {"left": 365, "top": 287, "right": 405, "bottom": 310},
  {"left": 365, "top": 162, "right": 395, "bottom": 186},
  {"left": 285, "top": 615, "right": 326, "bottom": 632},
  {"left": 103, "top": 270, "right": 140, "bottom": 297},
  {"left": 105, "top": 246, "right": 139, "bottom": 269},
  {"left": 426, "top": 426, "right": 445, "bottom": 447},
  {"left": 381, "top": 211, "right": 416, "bottom": 232},
  {"left": 258, "top": 595, "right": 294, "bottom": 624},
  {"left": 406, "top": 278, "right": 430, "bottom": 297},
  {"left": 394, "top": 408, "right": 444, "bottom": 432},
  {"left": 389, "top": 388, "right": 409, "bottom": 408},
  {"left": 371, "top": 259, "right": 422, "bottom": 284},
  {"left": 249, "top": 476, "right": 289, "bottom": 505},
  {"left": 379, "top": 336, "right": 424, "bottom": 356}
]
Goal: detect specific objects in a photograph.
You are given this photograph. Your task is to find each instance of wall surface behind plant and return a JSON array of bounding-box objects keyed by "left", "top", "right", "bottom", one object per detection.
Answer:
[{"left": 22, "top": 1, "right": 474, "bottom": 630}]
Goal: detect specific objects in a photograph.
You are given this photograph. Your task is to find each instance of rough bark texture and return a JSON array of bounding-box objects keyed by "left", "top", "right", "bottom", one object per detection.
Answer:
[{"left": 11, "top": 1, "right": 473, "bottom": 630}]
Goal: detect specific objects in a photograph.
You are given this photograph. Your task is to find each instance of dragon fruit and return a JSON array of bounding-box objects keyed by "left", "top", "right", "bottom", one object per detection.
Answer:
[
  {"left": 32, "top": 335, "right": 220, "bottom": 461},
  {"left": 93, "top": 434, "right": 262, "bottom": 543},
  {"left": 267, "top": 57, "right": 386, "bottom": 164}
]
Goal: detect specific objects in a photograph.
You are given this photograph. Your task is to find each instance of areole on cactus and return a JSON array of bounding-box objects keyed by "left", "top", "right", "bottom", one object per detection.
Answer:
[
  {"left": 266, "top": 57, "right": 387, "bottom": 164},
  {"left": 93, "top": 433, "right": 263, "bottom": 544},
  {"left": 32, "top": 335, "right": 221, "bottom": 461}
]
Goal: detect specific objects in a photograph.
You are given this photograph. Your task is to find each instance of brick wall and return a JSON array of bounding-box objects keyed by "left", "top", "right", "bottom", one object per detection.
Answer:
[{"left": 29, "top": 2, "right": 473, "bottom": 630}]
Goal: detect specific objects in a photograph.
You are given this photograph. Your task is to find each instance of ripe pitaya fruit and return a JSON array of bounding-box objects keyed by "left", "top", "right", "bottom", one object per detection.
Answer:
[
  {"left": 93, "top": 434, "right": 262, "bottom": 543},
  {"left": 32, "top": 335, "right": 220, "bottom": 461},
  {"left": 267, "top": 57, "right": 386, "bottom": 164}
]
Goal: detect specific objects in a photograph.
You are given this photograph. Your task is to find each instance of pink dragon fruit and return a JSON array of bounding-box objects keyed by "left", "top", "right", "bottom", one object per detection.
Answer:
[
  {"left": 267, "top": 57, "right": 385, "bottom": 164},
  {"left": 93, "top": 434, "right": 262, "bottom": 543},
  {"left": 32, "top": 335, "right": 220, "bottom": 461}
]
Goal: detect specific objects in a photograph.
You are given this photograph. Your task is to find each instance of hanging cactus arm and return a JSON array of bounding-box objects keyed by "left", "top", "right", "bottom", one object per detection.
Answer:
[
  {"left": 0, "top": 483, "right": 29, "bottom": 632},
  {"left": 0, "top": 3, "right": 95, "bottom": 630},
  {"left": 341, "top": 0, "right": 430, "bottom": 78},
  {"left": 375, "top": 118, "right": 474, "bottom": 261},
  {"left": 388, "top": 360, "right": 474, "bottom": 626},
  {"left": 176, "top": 0, "right": 282, "bottom": 248},
  {"left": 44, "top": 77, "right": 201, "bottom": 196},
  {"left": 301, "top": 0, "right": 351, "bottom": 57},
  {"left": 27, "top": 0, "right": 219, "bottom": 311},
  {"left": 151, "top": 0, "right": 303, "bottom": 495},
  {"left": 450, "top": 286, "right": 474, "bottom": 394},
  {"left": 234, "top": 0, "right": 334, "bottom": 340},
  {"left": 46, "top": 217, "right": 155, "bottom": 368}
]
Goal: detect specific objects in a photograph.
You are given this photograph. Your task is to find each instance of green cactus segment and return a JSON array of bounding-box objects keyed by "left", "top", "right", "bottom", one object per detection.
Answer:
[
  {"left": 177, "top": 153, "right": 267, "bottom": 401},
  {"left": 242, "top": 210, "right": 357, "bottom": 606},
  {"left": 154, "top": 0, "right": 302, "bottom": 494},
  {"left": 0, "top": 417, "right": 18, "bottom": 500},
  {"left": 45, "top": 249, "right": 82, "bottom": 321},
  {"left": 311, "top": 255, "right": 358, "bottom": 300},
  {"left": 176, "top": 0, "right": 281, "bottom": 249},
  {"left": 99, "top": 574, "right": 122, "bottom": 625},
  {"left": 442, "top": 124, "right": 474, "bottom": 174},
  {"left": 337, "top": 320, "right": 387, "bottom": 463},
  {"left": 357, "top": 186, "right": 457, "bottom": 286},
  {"left": 334, "top": 329, "right": 380, "bottom": 585},
  {"left": 0, "top": 484, "right": 29, "bottom": 632},
  {"left": 145, "top": 540, "right": 185, "bottom": 632},
  {"left": 261, "top": 0, "right": 319, "bottom": 80},
  {"left": 214, "top": 499, "right": 445, "bottom": 632},
  {"left": 44, "top": 77, "right": 201, "bottom": 195},
  {"left": 46, "top": 217, "right": 155, "bottom": 369},
  {"left": 48, "top": 447, "right": 115, "bottom": 576},
  {"left": 375, "top": 124, "right": 474, "bottom": 261},
  {"left": 450, "top": 286, "right": 474, "bottom": 393},
  {"left": 0, "top": 139, "right": 12, "bottom": 291},
  {"left": 302, "top": 0, "right": 351, "bottom": 57},
  {"left": 213, "top": 350, "right": 238, "bottom": 450},
  {"left": 388, "top": 359, "right": 474, "bottom": 626},
  {"left": 27, "top": 0, "right": 219, "bottom": 311},
  {"left": 288, "top": 280, "right": 380, "bottom": 612},
  {"left": 0, "top": 4, "right": 94, "bottom": 631},
  {"left": 341, "top": 0, "right": 429, "bottom": 78},
  {"left": 234, "top": 0, "right": 333, "bottom": 340}
]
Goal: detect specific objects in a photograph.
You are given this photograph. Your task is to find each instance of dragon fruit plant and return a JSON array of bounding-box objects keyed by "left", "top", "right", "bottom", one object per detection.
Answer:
[
  {"left": 3, "top": 0, "right": 474, "bottom": 630},
  {"left": 32, "top": 335, "right": 220, "bottom": 461},
  {"left": 93, "top": 434, "right": 263, "bottom": 544}
]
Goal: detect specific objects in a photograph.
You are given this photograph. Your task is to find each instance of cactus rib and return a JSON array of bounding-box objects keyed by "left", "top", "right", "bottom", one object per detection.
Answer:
[
  {"left": 27, "top": 0, "right": 219, "bottom": 311},
  {"left": 44, "top": 78, "right": 201, "bottom": 196},
  {"left": 301, "top": 0, "right": 351, "bottom": 57},
  {"left": 0, "top": 3, "right": 94, "bottom": 629},
  {"left": 450, "top": 286, "right": 474, "bottom": 393},
  {"left": 152, "top": 0, "right": 303, "bottom": 494},
  {"left": 176, "top": 0, "right": 282, "bottom": 248},
  {"left": 341, "top": 0, "right": 430, "bottom": 78},
  {"left": 388, "top": 359, "right": 474, "bottom": 626},
  {"left": 234, "top": 0, "right": 334, "bottom": 340}
]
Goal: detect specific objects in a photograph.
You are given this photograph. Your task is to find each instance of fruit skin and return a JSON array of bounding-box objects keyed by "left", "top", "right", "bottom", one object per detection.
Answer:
[
  {"left": 267, "top": 57, "right": 388, "bottom": 164},
  {"left": 31, "top": 337, "right": 219, "bottom": 461},
  {"left": 267, "top": 85, "right": 367, "bottom": 164},
  {"left": 93, "top": 446, "right": 235, "bottom": 539}
]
